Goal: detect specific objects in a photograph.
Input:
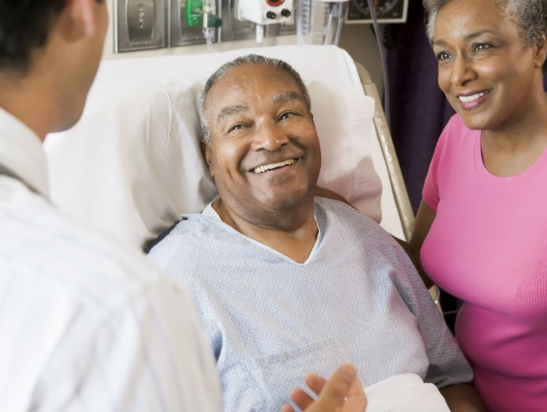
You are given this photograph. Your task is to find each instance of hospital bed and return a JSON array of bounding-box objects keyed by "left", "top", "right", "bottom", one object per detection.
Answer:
[
  {"left": 44, "top": 44, "right": 415, "bottom": 250},
  {"left": 42, "top": 47, "right": 454, "bottom": 407}
]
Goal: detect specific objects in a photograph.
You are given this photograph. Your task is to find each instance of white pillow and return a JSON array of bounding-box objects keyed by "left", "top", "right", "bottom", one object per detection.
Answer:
[
  {"left": 309, "top": 80, "right": 381, "bottom": 222},
  {"left": 45, "top": 77, "right": 215, "bottom": 247},
  {"left": 44, "top": 46, "right": 382, "bottom": 248}
]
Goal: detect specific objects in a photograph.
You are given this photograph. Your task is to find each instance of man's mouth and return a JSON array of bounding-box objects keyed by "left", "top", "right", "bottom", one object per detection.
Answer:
[{"left": 251, "top": 159, "right": 297, "bottom": 174}]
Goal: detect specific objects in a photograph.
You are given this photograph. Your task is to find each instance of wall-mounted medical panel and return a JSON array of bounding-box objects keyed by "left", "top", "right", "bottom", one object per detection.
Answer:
[
  {"left": 114, "top": 0, "right": 166, "bottom": 52},
  {"left": 237, "top": 0, "right": 293, "bottom": 25},
  {"left": 220, "top": 0, "right": 295, "bottom": 42},
  {"left": 113, "top": 0, "right": 297, "bottom": 53},
  {"left": 169, "top": 0, "right": 222, "bottom": 46},
  {"left": 218, "top": 0, "right": 255, "bottom": 42}
]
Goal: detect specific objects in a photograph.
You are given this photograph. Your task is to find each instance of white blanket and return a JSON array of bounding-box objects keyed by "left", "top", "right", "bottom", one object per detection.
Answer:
[{"left": 365, "top": 374, "right": 450, "bottom": 412}]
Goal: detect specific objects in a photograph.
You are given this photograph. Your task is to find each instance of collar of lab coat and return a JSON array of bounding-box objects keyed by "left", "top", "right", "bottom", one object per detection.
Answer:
[{"left": 0, "top": 108, "right": 49, "bottom": 198}]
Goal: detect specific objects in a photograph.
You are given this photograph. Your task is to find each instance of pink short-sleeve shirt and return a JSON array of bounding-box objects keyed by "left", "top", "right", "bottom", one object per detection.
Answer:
[{"left": 422, "top": 114, "right": 547, "bottom": 412}]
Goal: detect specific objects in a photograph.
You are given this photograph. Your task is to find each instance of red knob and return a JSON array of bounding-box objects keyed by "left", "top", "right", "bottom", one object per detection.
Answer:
[{"left": 266, "top": 0, "right": 285, "bottom": 6}]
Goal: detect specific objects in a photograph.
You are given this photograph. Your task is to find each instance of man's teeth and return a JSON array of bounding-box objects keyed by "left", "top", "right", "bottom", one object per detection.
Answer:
[
  {"left": 459, "top": 91, "right": 488, "bottom": 103},
  {"left": 253, "top": 159, "right": 296, "bottom": 174}
]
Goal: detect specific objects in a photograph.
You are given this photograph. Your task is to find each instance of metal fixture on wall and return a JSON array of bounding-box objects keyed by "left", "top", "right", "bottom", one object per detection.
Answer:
[
  {"left": 218, "top": 0, "right": 254, "bottom": 43},
  {"left": 113, "top": 0, "right": 297, "bottom": 53},
  {"left": 112, "top": 0, "right": 409, "bottom": 53},
  {"left": 114, "top": 0, "right": 166, "bottom": 52},
  {"left": 237, "top": 0, "right": 294, "bottom": 44},
  {"left": 220, "top": 0, "right": 296, "bottom": 43},
  {"left": 169, "top": 0, "right": 222, "bottom": 47}
]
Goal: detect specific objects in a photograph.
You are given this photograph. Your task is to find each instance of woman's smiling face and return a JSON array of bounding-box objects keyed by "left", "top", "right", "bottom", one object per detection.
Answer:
[{"left": 432, "top": 0, "right": 546, "bottom": 132}]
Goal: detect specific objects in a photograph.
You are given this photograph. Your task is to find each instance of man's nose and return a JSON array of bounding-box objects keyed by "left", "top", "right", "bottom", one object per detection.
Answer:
[{"left": 252, "top": 120, "right": 289, "bottom": 151}]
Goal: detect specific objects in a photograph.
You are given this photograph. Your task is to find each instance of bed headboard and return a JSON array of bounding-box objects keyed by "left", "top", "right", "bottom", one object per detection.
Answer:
[{"left": 44, "top": 45, "right": 413, "bottom": 248}]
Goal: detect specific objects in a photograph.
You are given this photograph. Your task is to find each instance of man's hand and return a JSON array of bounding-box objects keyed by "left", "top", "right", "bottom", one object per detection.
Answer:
[{"left": 281, "top": 363, "right": 367, "bottom": 412}]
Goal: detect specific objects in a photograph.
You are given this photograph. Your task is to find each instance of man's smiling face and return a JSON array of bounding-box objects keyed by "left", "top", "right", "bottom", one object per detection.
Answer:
[{"left": 203, "top": 62, "right": 321, "bottom": 223}]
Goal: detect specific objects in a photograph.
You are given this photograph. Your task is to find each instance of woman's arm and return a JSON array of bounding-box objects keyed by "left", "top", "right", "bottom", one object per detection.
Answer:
[{"left": 439, "top": 383, "right": 485, "bottom": 412}]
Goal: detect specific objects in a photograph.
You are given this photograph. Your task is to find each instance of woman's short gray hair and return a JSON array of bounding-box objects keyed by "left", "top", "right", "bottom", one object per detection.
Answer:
[
  {"left": 199, "top": 54, "right": 311, "bottom": 142},
  {"left": 423, "top": 0, "right": 547, "bottom": 48}
]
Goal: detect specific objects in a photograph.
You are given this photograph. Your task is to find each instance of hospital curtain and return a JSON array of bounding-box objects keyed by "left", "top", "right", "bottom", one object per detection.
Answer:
[{"left": 386, "top": 0, "right": 454, "bottom": 214}]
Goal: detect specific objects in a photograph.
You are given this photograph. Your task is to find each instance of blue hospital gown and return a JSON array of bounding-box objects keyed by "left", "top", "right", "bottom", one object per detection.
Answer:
[{"left": 147, "top": 197, "right": 472, "bottom": 411}]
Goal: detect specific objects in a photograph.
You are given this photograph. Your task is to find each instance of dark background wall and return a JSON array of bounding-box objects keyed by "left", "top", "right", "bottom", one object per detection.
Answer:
[{"left": 386, "top": 0, "right": 455, "bottom": 213}]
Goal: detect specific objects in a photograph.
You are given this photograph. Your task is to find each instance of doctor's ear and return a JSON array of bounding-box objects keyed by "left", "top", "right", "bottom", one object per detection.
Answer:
[{"left": 59, "top": 0, "right": 102, "bottom": 40}]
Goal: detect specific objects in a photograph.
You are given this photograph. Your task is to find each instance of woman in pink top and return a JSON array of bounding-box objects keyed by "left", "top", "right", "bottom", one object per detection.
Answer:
[{"left": 409, "top": 0, "right": 547, "bottom": 410}]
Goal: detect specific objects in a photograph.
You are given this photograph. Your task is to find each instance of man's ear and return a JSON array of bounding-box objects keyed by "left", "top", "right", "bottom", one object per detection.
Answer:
[
  {"left": 201, "top": 137, "right": 214, "bottom": 178},
  {"left": 58, "top": 0, "right": 99, "bottom": 41}
]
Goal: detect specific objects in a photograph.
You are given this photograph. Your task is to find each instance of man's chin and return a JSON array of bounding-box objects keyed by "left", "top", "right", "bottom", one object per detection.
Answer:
[{"left": 259, "top": 189, "right": 314, "bottom": 211}]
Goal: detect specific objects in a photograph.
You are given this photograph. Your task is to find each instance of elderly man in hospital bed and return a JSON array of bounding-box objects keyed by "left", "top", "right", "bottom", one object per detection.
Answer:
[{"left": 146, "top": 54, "right": 484, "bottom": 412}]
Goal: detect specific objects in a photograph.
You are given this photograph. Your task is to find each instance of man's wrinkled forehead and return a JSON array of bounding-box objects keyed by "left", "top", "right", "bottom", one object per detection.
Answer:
[
  {"left": 214, "top": 91, "right": 306, "bottom": 124},
  {"left": 204, "top": 64, "right": 308, "bottom": 118}
]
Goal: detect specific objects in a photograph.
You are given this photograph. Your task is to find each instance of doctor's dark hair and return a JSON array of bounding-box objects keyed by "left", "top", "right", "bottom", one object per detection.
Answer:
[
  {"left": 423, "top": 0, "right": 547, "bottom": 49},
  {"left": 199, "top": 54, "right": 311, "bottom": 142},
  {"left": 0, "top": 0, "right": 102, "bottom": 72},
  {"left": 0, "top": 0, "right": 67, "bottom": 72}
]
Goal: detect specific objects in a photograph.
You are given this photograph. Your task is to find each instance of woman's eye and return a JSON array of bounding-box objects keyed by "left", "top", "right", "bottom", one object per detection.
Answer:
[{"left": 436, "top": 51, "right": 450, "bottom": 61}]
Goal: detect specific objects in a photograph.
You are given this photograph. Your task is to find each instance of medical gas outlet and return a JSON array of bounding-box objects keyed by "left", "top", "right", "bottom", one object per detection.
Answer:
[
  {"left": 237, "top": 0, "right": 294, "bottom": 25},
  {"left": 182, "top": 0, "right": 222, "bottom": 49},
  {"left": 184, "top": 1, "right": 222, "bottom": 29}
]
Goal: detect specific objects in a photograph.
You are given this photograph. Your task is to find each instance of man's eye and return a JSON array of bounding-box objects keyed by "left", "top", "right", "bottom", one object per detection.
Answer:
[
  {"left": 228, "top": 123, "right": 245, "bottom": 132},
  {"left": 473, "top": 43, "right": 491, "bottom": 52},
  {"left": 279, "top": 112, "right": 296, "bottom": 120}
]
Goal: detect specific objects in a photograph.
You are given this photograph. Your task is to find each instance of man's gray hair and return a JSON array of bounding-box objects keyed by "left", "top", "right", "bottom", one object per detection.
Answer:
[
  {"left": 423, "top": 0, "right": 547, "bottom": 52},
  {"left": 199, "top": 54, "right": 311, "bottom": 142}
]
